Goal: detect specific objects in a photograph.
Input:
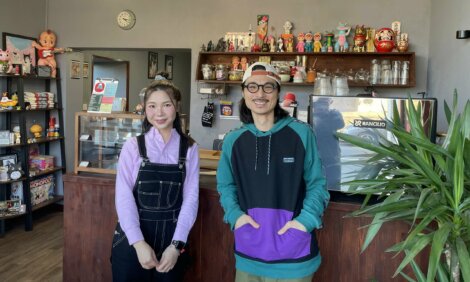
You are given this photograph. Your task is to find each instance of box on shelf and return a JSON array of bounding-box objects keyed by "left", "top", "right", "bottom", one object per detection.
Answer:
[
  {"left": 29, "top": 155, "right": 55, "bottom": 171},
  {"left": 30, "top": 175, "right": 54, "bottom": 205},
  {"left": 199, "top": 149, "right": 220, "bottom": 170},
  {"left": 37, "top": 66, "right": 51, "bottom": 77}
]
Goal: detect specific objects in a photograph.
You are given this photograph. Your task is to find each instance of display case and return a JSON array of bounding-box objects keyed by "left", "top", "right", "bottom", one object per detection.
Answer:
[{"left": 74, "top": 112, "right": 144, "bottom": 175}]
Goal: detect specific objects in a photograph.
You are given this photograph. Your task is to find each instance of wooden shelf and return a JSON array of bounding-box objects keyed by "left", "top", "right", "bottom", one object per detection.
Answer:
[
  {"left": 29, "top": 166, "right": 64, "bottom": 179},
  {"left": 28, "top": 136, "right": 64, "bottom": 145},
  {"left": 32, "top": 195, "right": 64, "bottom": 211},
  {"left": 196, "top": 51, "right": 416, "bottom": 88},
  {"left": 0, "top": 177, "right": 27, "bottom": 185},
  {"left": 0, "top": 211, "right": 27, "bottom": 220}
]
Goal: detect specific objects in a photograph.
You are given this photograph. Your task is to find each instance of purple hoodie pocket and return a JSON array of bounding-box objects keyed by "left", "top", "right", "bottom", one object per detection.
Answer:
[{"left": 234, "top": 208, "right": 312, "bottom": 261}]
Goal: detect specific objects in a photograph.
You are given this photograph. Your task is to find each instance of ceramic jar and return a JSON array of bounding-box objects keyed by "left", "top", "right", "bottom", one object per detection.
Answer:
[{"left": 374, "top": 28, "right": 395, "bottom": 52}]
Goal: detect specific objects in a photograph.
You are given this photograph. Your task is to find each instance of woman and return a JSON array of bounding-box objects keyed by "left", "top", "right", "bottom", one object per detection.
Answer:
[{"left": 111, "top": 79, "right": 199, "bottom": 282}]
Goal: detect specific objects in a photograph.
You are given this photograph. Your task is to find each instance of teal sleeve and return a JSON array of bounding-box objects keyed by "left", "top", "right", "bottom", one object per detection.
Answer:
[
  {"left": 294, "top": 127, "right": 330, "bottom": 232},
  {"left": 216, "top": 134, "right": 244, "bottom": 230}
]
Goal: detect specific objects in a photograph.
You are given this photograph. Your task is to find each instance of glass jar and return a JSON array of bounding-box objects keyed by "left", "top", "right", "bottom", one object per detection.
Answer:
[
  {"left": 380, "top": 59, "right": 391, "bottom": 84},
  {"left": 391, "top": 61, "right": 401, "bottom": 85},
  {"left": 306, "top": 68, "right": 317, "bottom": 83},
  {"left": 400, "top": 61, "right": 410, "bottom": 85},
  {"left": 201, "top": 64, "right": 214, "bottom": 80},
  {"left": 215, "top": 64, "right": 227, "bottom": 81},
  {"left": 370, "top": 59, "right": 381, "bottom": 84}
]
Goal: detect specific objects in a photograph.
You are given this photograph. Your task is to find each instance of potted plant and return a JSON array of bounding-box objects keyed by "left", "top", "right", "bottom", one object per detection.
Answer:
[{"left": 336, "top": 91, "right": 470, "bottom": 282}]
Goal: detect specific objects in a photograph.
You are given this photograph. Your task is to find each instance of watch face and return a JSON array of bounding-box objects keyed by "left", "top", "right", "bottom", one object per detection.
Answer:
[
  {"left": 117, "top": 10, "right": 136, "bottom": 30},
  {"left": 10, "top": 171, "right": 21, "bottom": 180}
]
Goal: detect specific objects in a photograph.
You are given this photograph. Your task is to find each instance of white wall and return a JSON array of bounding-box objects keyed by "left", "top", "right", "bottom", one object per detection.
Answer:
[
  {"left": 428, "top": 0, "right": 470, "bottom": 132},
  {"left": 46, "top": 0, "right": 432, "bottom": 149}
]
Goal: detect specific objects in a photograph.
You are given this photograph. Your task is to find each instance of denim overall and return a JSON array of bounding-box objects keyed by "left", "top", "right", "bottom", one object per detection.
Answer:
[{"left": 111, "top": 134, "right": 188, "bottom": 282}]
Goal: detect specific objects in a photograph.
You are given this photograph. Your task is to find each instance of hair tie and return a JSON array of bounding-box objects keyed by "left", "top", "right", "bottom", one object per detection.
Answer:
[{"left": 155, "top": 75, "right": 167, "bottom": 81}]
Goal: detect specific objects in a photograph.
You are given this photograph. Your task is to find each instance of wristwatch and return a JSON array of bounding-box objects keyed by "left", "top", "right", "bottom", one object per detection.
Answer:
[{"left": 171, "top": 240, "right": 186, "bottom": 253}]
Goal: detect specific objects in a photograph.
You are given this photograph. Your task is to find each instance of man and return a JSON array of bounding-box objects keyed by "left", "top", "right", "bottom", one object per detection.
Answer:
[{"left": 217, "top": 62, "right": 330, "bottom": 282}]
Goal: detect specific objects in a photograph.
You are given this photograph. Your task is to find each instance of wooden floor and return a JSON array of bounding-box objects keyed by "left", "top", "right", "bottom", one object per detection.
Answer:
[{"left": 0, "top": 208, "right": 63, "bottom": 282}]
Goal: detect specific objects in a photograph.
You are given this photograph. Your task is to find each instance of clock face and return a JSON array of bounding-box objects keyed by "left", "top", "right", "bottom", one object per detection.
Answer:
[{"left": 117, "top": 10, "right": 136, "bottom": 30}]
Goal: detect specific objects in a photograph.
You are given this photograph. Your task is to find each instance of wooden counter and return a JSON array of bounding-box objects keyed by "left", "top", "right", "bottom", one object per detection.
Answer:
[{"left": 63, "top": 173, "right": 426, "bottom": 282}]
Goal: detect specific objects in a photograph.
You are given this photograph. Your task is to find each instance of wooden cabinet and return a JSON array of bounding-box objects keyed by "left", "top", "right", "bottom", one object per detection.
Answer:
[
  {"left": 196, "top": 51, "right": 415, "bottom": 88},
  {"left": 63, "top": 174, "right": 427, "bottom": 282},
  {"left": 0, "top": 72, "right": 65, "bottom": 236}
]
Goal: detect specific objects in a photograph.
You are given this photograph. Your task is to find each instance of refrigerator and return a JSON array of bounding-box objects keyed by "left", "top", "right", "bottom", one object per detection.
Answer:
[{"left": 308, "top": 95, "right": 437, "bottom": 193}]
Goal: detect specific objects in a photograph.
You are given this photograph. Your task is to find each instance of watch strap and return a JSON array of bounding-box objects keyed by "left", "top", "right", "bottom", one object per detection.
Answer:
[{"left": 171, "top": 240, "right": 186, "bottom": 253}]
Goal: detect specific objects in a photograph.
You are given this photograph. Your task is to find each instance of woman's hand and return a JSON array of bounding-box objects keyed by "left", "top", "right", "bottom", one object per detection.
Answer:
[
  {"left": 133, "top": 240, "right": 158, "bottom": 269},
  {"left": 234, "top": 214, "right": 260, "bottom": 230},
  {"left": 156, "top": 245, "right": 180, "bottom": 273},
  {"left": 277, "top": 220, "right": 307, "bottom": 235}
]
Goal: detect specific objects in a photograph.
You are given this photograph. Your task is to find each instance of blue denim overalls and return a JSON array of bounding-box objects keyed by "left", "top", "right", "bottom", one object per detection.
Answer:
[{"left": 111, "top": 134, "right": 188, "bottom": 282}]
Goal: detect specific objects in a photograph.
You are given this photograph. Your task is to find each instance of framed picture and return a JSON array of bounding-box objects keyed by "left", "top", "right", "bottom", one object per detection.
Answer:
[
  {"left": 165, "top": 55, "right": 173, "bottom": 80},
  {"left": 70, "top": 60, "right": 80, "bottom": 79},
  {"left": 82, "top": 62, "right": 89, "bottom": 78},
  {"left": 0, "top": 153, "right": 17, "bottom": 167},
  {"left": 2, "top": 32, "right": 37, "bottom": 75},
  {"left": 148, "top": 52, "right": 158, "bottom": 79}
]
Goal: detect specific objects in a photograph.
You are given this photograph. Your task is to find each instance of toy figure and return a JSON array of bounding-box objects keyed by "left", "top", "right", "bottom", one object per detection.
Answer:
[
  {"left": 228, "top": 40, "right": 235, "bottom": 52},
  {"left": 268, "top": 36, "right": 276, "bottom": 52},
  {"left": 397, "top": 33, "right": 409, "bottom": 52},
  {"left": 215, "top": 37, "right": 226, "bottom": 52},
  {"left": 286, "top": 37, "right": 294, "bottom": 52},
  {"left": 0, "top": 92, "right": 18, "bottom": 109},
  {"left": 240, "top": 56, "right": 248, "bottom": 71},
  {"left": 296, "top": 33, "right": 305, "bottom": 52},
  {"left": 313, "top": 32, "right": 322, "bottom": 52},
  {"left": 257, "top": 15, "right": 269, "bottom": 45},
  {"left": 207, "top": 40, "right": 213, "bottom": 52},
  {"left": 0, "top": 50, "right": 13, "bottom": 73},
  {"left": 365, "top": 28, "right": 376, "bottom": 52},
  {"left": 32, "top": 30, "right": 65, "bottom": 78},
  {"left": 374, "top": 27, "right": 395, "bottom": 52},
  {"left": 283, "top": 21, "right": 293, "bottom": 35},
  {"left": 231, "top": 56, "right": 240, "bottom": 70},
  {"left": 325, "top": 32, "right": 335, "bottom": 52},
  {"left": 201, "top": 44, "right": 206, "bottom": 52},
  {"left": 304, "top": 32, "right": 313, "bottom": 52},
  {"left": 334, "top": 23, "right": 351, "bottom": 52},
  {"left": 353, "top": 25, "right": 366, "bottom": 52},
  {"left": 277, "top": 37, "right": 284, "bottom": 52}
]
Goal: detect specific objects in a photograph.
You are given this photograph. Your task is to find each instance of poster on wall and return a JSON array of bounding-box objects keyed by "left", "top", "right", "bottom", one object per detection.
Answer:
[
  {"left": 165, "top": 55, "right": 173, "bottom": 80},
  {"left": 2, "top": 32, "right": 37, "bottom": 75},
  {"left": 87, "top": 79, "right": 119, "bottom": 113}
]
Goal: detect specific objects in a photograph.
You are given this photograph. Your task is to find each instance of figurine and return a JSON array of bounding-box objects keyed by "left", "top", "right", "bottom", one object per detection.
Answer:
[
  {"left": 397, "top": 33, "right": 409, "bottom": 52},
  {"left": 257, "top": 15, "right": 269, "bottom": 45},
  {"left": 240, "top": 56, "right": 248, "bottom": 71},
  {"left": 215, "top": 37, "right": 226, "bottom": 52},
  {"left": 286, "top": 37, "right": 294, "bottom": 52},
  {"left": 261, "top": 41, "right": 270, "bottom": 52},
  {"left": 283, "top": 21, "right": 293, "bottom": 35},
  {"left": 277, "top": 37, "right": 284, "bottom": 52},
  {"left": 22, "top": 54, "right": 33, "bottom": 75},
  {"left": 0, "top": 50, "right": 13, "bottom": 73},
  {"left": 231, "top": 56, "right": 240, "bottom": 70},
  {"left": 207, "top": 40, "right": 213, "bottom": 52},
  {"left": 304, "top": 32, "right": 313, "bottom": 52},
  {"left": 228, "top": 40, "right": 235, "bottom": 52},
  {"left": 334, "top": 23, "right": 351, "bottom": 52},
  {"left": 30, "top": 123, "right": 43, "bottom": 138},
  {"left": 325, "top": 32, "right": 335, "bottom": 52},
  {"left": 391, "top": 21, "right": 401, "bottom": 47},
  {"left": 313, "top": 32, "right": 322, "bottom": 52},
  {"left": 374, "top": 27, "right": 395, "bottom": 52},
  {"left": 353, "top": 25, "right": 366, "bottom": 52},
  {"left": 281, "top": 21, "right": 294, "bottom": 52},
  {"left": 365, "top": 28, "right": 376, "bottom": 52},
  {"left": 13, "top": 126, "right": 20, "bottom": 144},
  {"left": 32, "top": 30, "right": 66, "bottom": 78},
  {"left": 201, "top": 44, "right": 206, "bottom": 52},
  {"left": 296, "top": 33, "right": 305, "bottom": 52},
  {"left": 0, "top": 92, "right": 18, "bottom": 109},
  {"left": 268, "top": 36, "right": 276, "bottom": 52}
]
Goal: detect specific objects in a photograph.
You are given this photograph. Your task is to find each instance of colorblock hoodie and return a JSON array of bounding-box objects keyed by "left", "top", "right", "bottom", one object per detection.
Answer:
[{"left": 217, "top": 116, "right": 329, "bottom": 279}]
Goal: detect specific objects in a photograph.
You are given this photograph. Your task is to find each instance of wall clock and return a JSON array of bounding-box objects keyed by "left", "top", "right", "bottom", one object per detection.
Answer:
[{"left": 116, "top": 9, "right": 136, "bottom": 30}]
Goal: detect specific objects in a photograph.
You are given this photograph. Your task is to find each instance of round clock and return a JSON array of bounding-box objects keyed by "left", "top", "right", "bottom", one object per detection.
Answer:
[{"left": 116, "top": 9, "right": 136, "bottom": 30}]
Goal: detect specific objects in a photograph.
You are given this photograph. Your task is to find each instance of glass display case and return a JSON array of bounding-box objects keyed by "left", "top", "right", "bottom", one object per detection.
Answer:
[{"left": 74, "top": 112, "right": 144, "bottom": 174}]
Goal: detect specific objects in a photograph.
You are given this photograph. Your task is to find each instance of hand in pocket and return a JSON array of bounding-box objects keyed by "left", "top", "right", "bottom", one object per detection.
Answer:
[
  {"left": 277, "top": 220, "right": 306, "bottom": 235},
  {"left": 234, "top": 214, "right": 260, "bottom": 230}
]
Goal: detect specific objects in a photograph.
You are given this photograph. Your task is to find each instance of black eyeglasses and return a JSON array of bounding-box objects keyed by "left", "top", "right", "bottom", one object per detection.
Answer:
[{"left": 243, "top": 82, "right": 277, "bottom": 94}]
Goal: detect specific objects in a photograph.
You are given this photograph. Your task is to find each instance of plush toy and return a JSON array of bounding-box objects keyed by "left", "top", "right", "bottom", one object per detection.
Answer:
[
  {"left": 0, "top": 49, "right": 13, "bottom": 73},
  {"left": 32, "top": 30, "right": 65, "bottom": 78}
]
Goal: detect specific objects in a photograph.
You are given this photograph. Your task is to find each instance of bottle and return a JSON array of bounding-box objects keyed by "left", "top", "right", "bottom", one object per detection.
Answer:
[
  {"left": 306, "top": 68, "right": 317, "bottom": 83},
  {"left": 392, "top": 61, "right": 401, "bottom": 85},
  {"left": 400, "top": 61, "right": 410, "bottom": 85},
  {"left": 370, "top": 59, "right": 381, "bottom": 84}
]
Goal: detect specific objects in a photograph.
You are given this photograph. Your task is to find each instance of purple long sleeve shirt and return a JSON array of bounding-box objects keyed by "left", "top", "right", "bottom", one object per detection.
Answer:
[{"left": 115, "top": 127, "right": 199, "bottom": 246}]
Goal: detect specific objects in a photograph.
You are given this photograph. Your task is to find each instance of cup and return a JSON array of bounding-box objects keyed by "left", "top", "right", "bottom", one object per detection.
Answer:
[{"left": 313, "top": 76, "right": 332, "bottom": 96}]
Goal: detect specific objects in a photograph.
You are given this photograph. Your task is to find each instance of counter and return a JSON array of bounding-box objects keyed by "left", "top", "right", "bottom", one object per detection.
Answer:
[{"left": 63, "top": 173, "right": 426, "bottom": 282}]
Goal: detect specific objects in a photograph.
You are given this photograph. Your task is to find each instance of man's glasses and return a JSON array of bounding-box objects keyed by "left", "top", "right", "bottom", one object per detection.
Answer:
[{"left": 243, "top": 82, "right": 277, "bottom": 94}]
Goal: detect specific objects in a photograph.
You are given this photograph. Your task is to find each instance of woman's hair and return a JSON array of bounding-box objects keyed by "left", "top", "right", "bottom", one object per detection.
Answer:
[
  {"left": 239, "top": 83, "right": 289, "bottom": 124},
  {"left": 142, "top": 80, "right": 195, "bottom": 146}
]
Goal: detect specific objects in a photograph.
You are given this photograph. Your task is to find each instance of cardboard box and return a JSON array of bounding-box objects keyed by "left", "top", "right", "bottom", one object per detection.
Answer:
[{"left": 30, "top": 155, "right": 55, "bottom": 171}]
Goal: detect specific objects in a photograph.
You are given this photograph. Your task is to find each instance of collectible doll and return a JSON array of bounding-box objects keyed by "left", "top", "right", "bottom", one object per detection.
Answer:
[
  {"left": 296, "top": 33, "right": 305, "bottom": 52},
  {"left": 313, "top": 32, "right": 322, "bottom": 52},
  {"left": 32, "top": 30, "right": 65, "bottom": 78},
  {"left": 304, "top": 32, "right": 313, "bottom": 52}
]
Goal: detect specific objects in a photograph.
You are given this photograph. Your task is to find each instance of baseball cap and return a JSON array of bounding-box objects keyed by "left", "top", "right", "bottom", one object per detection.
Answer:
[{"left": 242, "top": 62, "right": 281, "bottom": 85}]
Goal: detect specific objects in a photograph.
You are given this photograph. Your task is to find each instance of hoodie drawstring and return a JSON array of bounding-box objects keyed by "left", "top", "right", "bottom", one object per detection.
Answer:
[{"left": 254, "top": 133, "right": 272, "bottom": 175}]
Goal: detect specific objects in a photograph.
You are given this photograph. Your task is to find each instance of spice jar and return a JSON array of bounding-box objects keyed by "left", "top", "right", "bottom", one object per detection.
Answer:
[
  {"left": 201, "top": 64, "right": 214, "bottom": 80},
  {"left": 215, "top": 64, "right": 228, "bottom": 81},
  {"left": 306, "top": 68, "right": 317, "bottom": 83}
]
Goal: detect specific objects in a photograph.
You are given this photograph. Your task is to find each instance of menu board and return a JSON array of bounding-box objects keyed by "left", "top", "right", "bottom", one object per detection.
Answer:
[{"left": 87, "top": 79, "right": 119, "bottom": 113}]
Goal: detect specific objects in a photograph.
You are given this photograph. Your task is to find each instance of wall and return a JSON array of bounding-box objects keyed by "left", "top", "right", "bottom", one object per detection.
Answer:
[
  {"left": 45, "top": 0, "right": 432, "bottom": 149},
  {"left": 428, "top": 0, "right": 470, "bottom": 132}
]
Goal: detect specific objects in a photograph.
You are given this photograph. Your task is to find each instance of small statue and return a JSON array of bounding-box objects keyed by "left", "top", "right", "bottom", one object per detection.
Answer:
[
  {"left": 334, "top": 22, "right": 351, "bottom": 52},
  {"left": 207, "top": 40, "right": 213, "bottom": 52},
  {"left": 283, "top": 21, "right": 293, "bottom": 35},
  {"left": 240, "top": 56, "right": 248, "bottom": 71},
  {"left": 0, "top": 49, "right": 13, "bottom": 74},
  {"left": 325, "top": 32, "right": 335, "bottom": 52},
  {"left": 261, "top": 41, "right": 270, "bottom": 52},
  {"left": 296, "top": 33, "right": 305, "bottom": 52},
  {"left": 397, "top": 33, "right": 409, "bottom": 52},
  {"left": 277, "top": 37, "right": 284, "bottom": 52},
  {"left": 268, "top": 36, "right": 276, "bottom": 52},
  {"left": 313, "top": 32, "right": 322, "bottom": 52},
  {"left": 32, "top": 30, "right": 67, "bottom": 78},
  {"left": 353, "top": 25, "right": 366, "bottom": 52},
  {"left": 201, "top": 44, "right": 206, "bottom": 52},
  {"left": 286, "top": 37, "right": 294, "bottom": 52},
  {"left": 215, "top": 37, "right": 226, "bottom": 52},
  {"left": 304, "top": 32, "right": 313, "bottom": 52},
  {"left": 228, "top": 40, "right": 235, "bottom": 52},
  {"left": 365, "top": 28, "right": 376, "bottom": 52},
  {"left": 231, "top": 56, "right": 240, "bottom": 70}
]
